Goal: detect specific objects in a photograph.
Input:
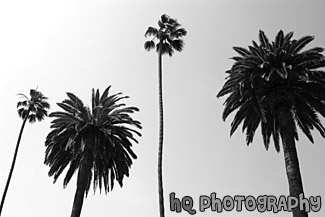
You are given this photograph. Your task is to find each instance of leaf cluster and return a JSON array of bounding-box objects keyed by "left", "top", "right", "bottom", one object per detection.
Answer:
[
  {"left": 217, "top": 30, "right": 325, "bottom": 151},
  {"left": 17, "top": 89, "right": 50, "bottom": 123},
  {"left": 144, "top": 14, "right": 187, "bottom": 56},
  {"left": 44, "top": 86, "right": 142, "bottom": 195}
]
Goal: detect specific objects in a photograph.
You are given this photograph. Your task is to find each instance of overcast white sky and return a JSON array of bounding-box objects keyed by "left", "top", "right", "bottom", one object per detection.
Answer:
[{"left": 0, "top": 0, "right": 324, "bottom": 216}]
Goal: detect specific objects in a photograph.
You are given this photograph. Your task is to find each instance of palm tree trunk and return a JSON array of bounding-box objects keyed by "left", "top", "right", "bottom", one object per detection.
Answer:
[
  {"left": 278, "top": 107, "right": 308, "bottom": 217},
  {"left": 70, "top": 151, "right": 92, "bottom": 217},
  {"left": 158, "top": 42, "right": 165, "bottom": 217},
  {"left": 0, "top": 111, "right": 30, "bottom": 216}
]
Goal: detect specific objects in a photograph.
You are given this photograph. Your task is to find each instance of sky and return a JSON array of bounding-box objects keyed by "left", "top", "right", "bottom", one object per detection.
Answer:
[{"left": 0, "top": 0, "right": 325, "bottom": 216}]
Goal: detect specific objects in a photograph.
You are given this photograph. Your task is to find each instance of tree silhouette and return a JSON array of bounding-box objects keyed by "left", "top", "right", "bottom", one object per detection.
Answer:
[
  {"left": 0, "top": 89, "right": 49, "bottom": 216},
  {"left": 144, "top": 14, "right": 187, "bottom": 217},
  {"left": 44, "top": 86, "right": 141, "bottom": 217},
  {"left": 218, "top": 30, "right": 325, "bottom": 217}
]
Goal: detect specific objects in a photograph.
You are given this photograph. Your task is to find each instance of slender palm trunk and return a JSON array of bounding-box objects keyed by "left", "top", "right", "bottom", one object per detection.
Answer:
[
  {"left": 157, "top": 43, "right": 165, "bottom": 217},
  {"left": 0, "top": 112, "right": 30, "bottom": 216},
  {"left": 278, "top": 107, "right": 308, "bottom": 217},
  {"left": 70, "top": 151, "right": 92, "bottom": 217}
]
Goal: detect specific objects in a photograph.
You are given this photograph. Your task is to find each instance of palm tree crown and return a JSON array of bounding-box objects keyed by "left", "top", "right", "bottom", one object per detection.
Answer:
[
  {"left": 17, "top": 89, "right": 50, "bottom": 122},
  {"left": 217, "top": 30, "right": 325, "bottom": 151},
  {"left": 44, "top": 86, "right": 142, "bottom": 195},
  {"left": 144, "top": 14, "right": 187, "bottom": 56}
]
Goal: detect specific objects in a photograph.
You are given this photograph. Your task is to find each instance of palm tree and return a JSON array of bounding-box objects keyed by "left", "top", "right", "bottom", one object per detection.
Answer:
[
  {"left": 44, "top": 86, "right": 141, "bottom": 217},
  {"left": 0, "top": 89, "right": 50, "bottom": 216},
  {"left": 144, "top": 14, "right": 187, "bottom": 217},
  {"left": 217, "top": 30, "right": 325, "bottom": 217}
]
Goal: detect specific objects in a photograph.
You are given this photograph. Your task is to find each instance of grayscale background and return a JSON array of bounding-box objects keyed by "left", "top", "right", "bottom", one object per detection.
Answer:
[{"left": 0, "top": 0, "right": 324, "bottom": 216}]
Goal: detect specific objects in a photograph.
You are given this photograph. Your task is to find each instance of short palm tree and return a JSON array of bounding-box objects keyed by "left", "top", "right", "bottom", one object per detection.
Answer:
[
  {"left": 44, "top": 86, "right": 141, "bottom": 217},
  {"left": 0, "top": 89, "right": 50, "bottom": 216},
  {"left": 144, "top": 14, "right": 187, "bottom": 217},
  {"left": 217, "top": 30, "right": 325, "bottom": 217}
]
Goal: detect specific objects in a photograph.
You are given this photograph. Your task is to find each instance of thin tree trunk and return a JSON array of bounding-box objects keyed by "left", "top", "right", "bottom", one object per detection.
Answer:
[
  {"left": 70, "top": 151, "right": 92, "bottom": 217},
  {"left": 158, "top": 42, "right": 165, "bottom": 217},
  {"left": 278, "top": 107, "right": 308, "bottom": 217},
  {"left": 0, "top": 112, "right": 30, "bottom": 216}
]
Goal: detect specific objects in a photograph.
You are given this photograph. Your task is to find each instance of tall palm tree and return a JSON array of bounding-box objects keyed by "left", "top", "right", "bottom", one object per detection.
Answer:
[
  {"left": 217, "top": 30, "right": 325, "bottom": 217},
  {"left": 44, "top": 86, "right": 141, "bottom": 217},
  {"left": 0, "top": 89, "right": 50, "bottom": 216},
  {"left": 144, "top": 14, "right": 187, "bottom": 217}
]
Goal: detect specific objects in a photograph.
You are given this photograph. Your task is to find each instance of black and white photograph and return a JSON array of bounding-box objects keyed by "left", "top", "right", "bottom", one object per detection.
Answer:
[{"left": 0, "top": 0, "right": 324, "bottom": 216}]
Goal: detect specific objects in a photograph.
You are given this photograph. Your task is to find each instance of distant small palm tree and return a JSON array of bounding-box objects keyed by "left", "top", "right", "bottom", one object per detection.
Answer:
[
  {"left": 144, "top": 14, "right": 187, "bottom": 217},
  {"left": 44, "top": 86, "right": 141, "bottom": 217},
  {"left": 0, "top": 89, "right": 50, "bottom": 216},
  {"left": 218, "top": 30, "right": 325, "bottom": 217}
]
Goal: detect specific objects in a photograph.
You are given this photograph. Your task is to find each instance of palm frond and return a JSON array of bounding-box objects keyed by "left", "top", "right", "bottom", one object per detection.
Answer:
[
  {"left": 144, "top": 27, "right": 158, "bottom": 37},
  {"left": 259, "top": 30, "right": 271, "bottom": 49},
  {"left": 171, "top": 28, "right": 187, "bottom": 38},
  {"left": 144, "top": 40, "right": 155, "bottom": 51},
  {"left": 17, "top": 100, "right": 28, "bottom": 108},
  {"left": 272, "top": 119, "right": 280, "bottom": 152},
  {"left": 169, "top": 39, "right": 184, "bottom": 52},
  {"left": 283, "top": 31, "right": 294, "bottom": 45},
  {"left": 293, "top": 35, "right": 315, "bottom": 54},
  {"left": 160, "top": 14, "right": 169, "bottom": 24},
  {"left": 233, "top": 47, "right": 251, "bottom": 57},
  {"left": 274, "top": 30, "right": 284, "bottom": 48},
  {"left": 230, "top": 101, "right": 252, "bottom": 136},
  {"left": 100, "top": 86, "right": 111, "bottom": 104}
]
